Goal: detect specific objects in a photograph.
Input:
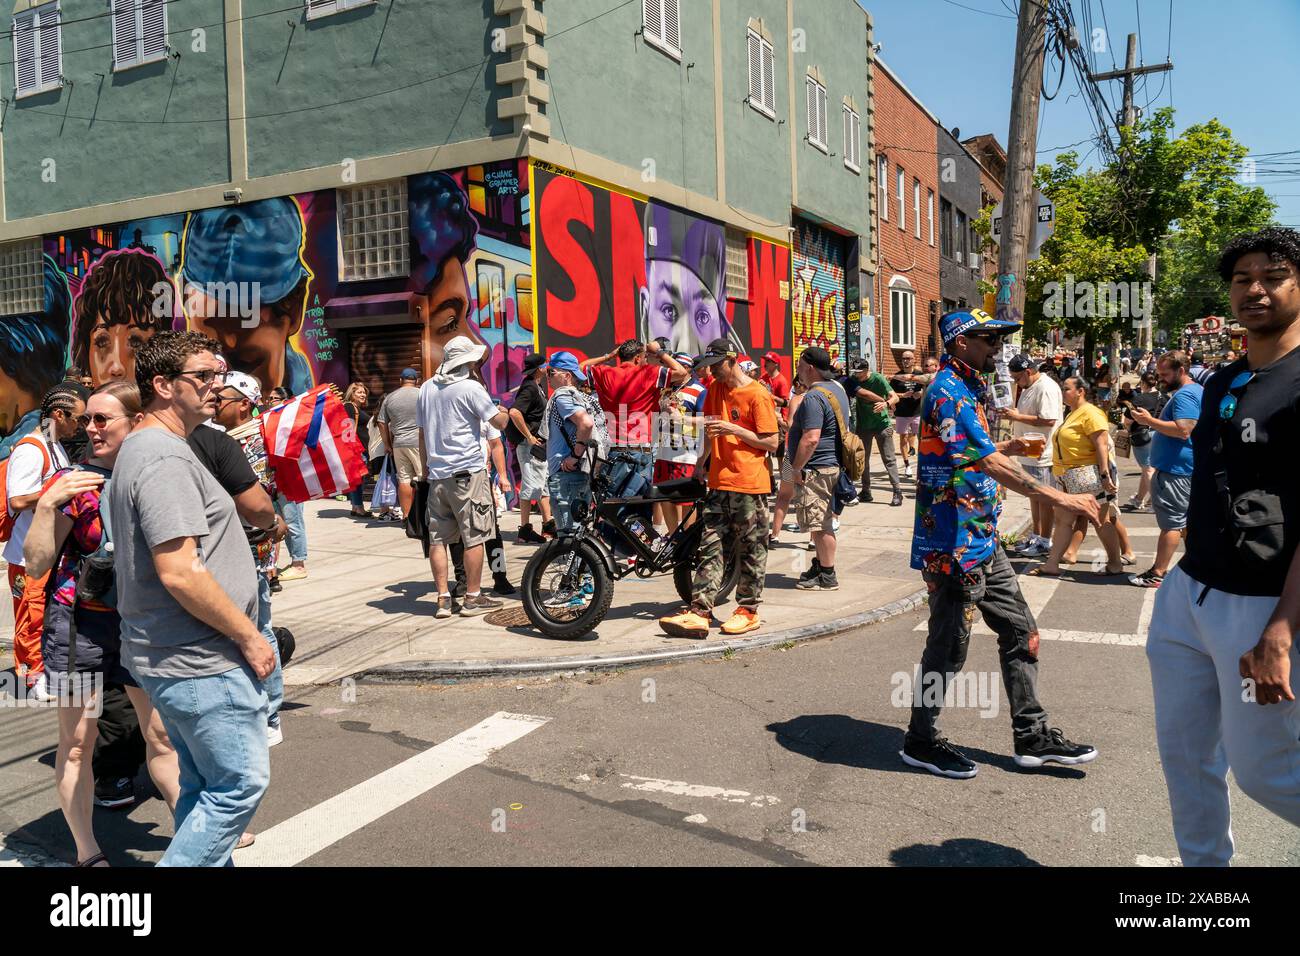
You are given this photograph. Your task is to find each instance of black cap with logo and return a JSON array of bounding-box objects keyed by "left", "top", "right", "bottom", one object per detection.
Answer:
[{"left": 694, "top": 337, "right": 739, "bottom": 368}]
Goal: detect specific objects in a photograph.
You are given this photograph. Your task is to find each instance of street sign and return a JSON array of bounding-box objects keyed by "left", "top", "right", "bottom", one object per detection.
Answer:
[{"left": 991, "top": 191, "right": 1055, "bottom": 260}]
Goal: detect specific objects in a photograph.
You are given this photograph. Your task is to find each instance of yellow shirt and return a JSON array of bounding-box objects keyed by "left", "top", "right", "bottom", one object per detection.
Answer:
[{"left": 1052, "top": 402, "right": 1110, "bottom": 475}]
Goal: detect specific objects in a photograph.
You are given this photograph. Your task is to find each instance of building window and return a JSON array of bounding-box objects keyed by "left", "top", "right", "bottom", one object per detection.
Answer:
[
  {"left": 878, "top": 155, "right": 888, "bottom": 222},
  {"left": 970, "top": 223, "right": 981, "bottom": 271},
  {"left": 0, "top": 239, "right": 45, "bottom": 317},
  {"left": 890, "top": 278, "right": 915, "bottom": 348},
  {"left": 12, "top": 1, "right": 62, "bottom": 99},
  {"left": 896, "top": 166, "right": 905, "bottom": 230},
  {"left": 642, "top": 0, "right": 682, "bottom": 61},
  {"left": 746, "top": 29, "right": 775, "bottom": 119},
  {"left": 305, "top": 0, "right": 376, "bottom": 19},
  {"left": 805, "top": 75, "right": 828, "bottom": 153},
  {"left": 724, "top": 228, "right": 750, "bottom": 300},
  {"left": 939, "top": 198, "right": 954, "bottom": 259},
  {"left": 842, "top": 105, "right": 861, "bottom": 173},
  {"left": 913, "top": 180, "right": 921, "bottom": 240},
  {"left": 956, "top": 209, "right": 968, "bottom": 265},
  {"left": 113, "top": 0, "right": 168, "bottom": 71},
  {"left": 338, "top": 179, "right": 410, "bottom": 282},
  {"left": 927, "top": 190, "right": 935, "bottom": 247}
]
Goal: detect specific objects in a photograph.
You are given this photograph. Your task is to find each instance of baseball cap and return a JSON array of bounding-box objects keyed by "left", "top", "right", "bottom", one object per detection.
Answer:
[
  {"left": 522, "top": 352, "right": 547, "bottom": 373},
  {"left": 763, "top": 351, "right": 781, "bottom": 365},
  {"left": 739, "top": 358, "right": 759, "bottom": 374},
  {"left": 436, "top": 338, "right": 486, "bottom": 375},
  {"left": 693, "top": 338, "right": 738, "bottom": 368},
  {"left": 939, "top": 308, "right": 1021, "bottom": 345},
  {"left": 799, "top": 346, "right": 833, "bottom": 373},
  {"left": 545, "top": 350, "right": 588, "bottom": 382},
  {"left": 182, "top": 197, "right": 310, "bottom": 304},
  {"left": 225, "top": 371, "right": 262, "bottom": 404},
  {"left": 671, "top": 351, "right": 695, "bottom": 368},
  {"left": 400, "top": 367, "right": 419, "bottom": 381},
  {"left": 1007, "top": 354, "right": 1033, "bottom": 374}
]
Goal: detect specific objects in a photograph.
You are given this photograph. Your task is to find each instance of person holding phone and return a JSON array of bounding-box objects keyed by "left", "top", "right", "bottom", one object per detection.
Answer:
[{"left": 1119, "top": 372, "right": 1163, "bottom": 513}]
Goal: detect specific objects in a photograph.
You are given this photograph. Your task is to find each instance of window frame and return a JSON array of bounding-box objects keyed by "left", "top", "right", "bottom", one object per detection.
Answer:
[
  {"left": 927, "top": 189, "right": 935, "bottom": 247},
  {"left": 12, "top": 1, "right": 62, "bottom": 99},
  {"left": 724, "top": 228, "right": 750, "bottom": 301},
  {"left": 805, "top": 75, "right": 828, "bottom": 153},
  {"left": 305, "top": 0, "right": 377, "bottom": 21},
  {"left": 642, "top": 0, "right": 683, "bottom": 62},
  {"left": 896, "top": 165, "right": 905, "bottom": 231},
  {"left": 112, "top": 0, "right": 169, "bottom": 73},
  {"left": 336, "top": 179, "right": 411, "bottom": 283},
  {"left": 878, "top": 155, "right": 889, "bottom": 222},
  {"left": 842, "top": 104, "right": 861, "bottom": 173},
  {"left": 889, "top": 278, "right": 916, "bottom": 349},
  {"left": 746, "top": 28, "right": 776, "bottom": 119},
  {"left": 939, "top": 197, "right": 954, "bottom": 259},
  {"left": 912, "top": 179, "right": 921, "bottom": 240}
]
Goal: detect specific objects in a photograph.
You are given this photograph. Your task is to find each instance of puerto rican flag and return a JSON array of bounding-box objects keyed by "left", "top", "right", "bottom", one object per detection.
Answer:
[{"left": 261, "top": 384, "right": 368, "bottom": 503}]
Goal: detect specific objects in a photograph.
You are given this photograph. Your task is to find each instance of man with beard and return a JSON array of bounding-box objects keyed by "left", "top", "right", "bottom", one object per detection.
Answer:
[{"left": 903, "top": 309, "right": 1101, "bottom": 779}]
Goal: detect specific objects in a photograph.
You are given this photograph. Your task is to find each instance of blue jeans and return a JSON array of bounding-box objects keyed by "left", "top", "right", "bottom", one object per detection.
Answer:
[
  {"left": 276, "top": 495, "right": 308, "bottom": 563},
  {"left": 257, "top": 572, "right": 284, "bottom": 726},
  {"left": 548, "top": 471, "right": 591, "bottom": 532},
  {"left": 135, "top": 665, "right": 270, "bottom": 867}
]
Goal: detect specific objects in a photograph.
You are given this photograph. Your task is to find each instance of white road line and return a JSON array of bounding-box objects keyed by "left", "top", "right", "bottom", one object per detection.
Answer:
[
  {"left": 1039, "top": 629, "right": 1145, "bottom": 646},
  {"left": 915, "top": 573, "right": 1060, "bottom": 633},
  {"left": 618, "top": 774, "right": 781, "bottom": 808},
  {"left": 240, "top": 711, "right": 550, "bottom": 867},
  {"left": 1135, "top": 854, "right": 1181, "bottom": 867},
  {"left": 1137, "top": 586, "right": 1158, "bottom": 641}
]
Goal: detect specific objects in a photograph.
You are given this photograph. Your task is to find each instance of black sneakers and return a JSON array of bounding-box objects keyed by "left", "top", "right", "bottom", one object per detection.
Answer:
[
  {"left": 798, "top": 557, "right": 822, "bottom": 583},
  {"left": 796, "top": 569, "right": 839, "bottom": 591},
  {"left": 900, "top": 737, "right": 978, "bottom": 779},
  {"left": 890, "top": 491, "right": 904, "bottom": 507},
  {"left": 517, "top": 525, "right": 547, "bottom": 544},
  {"left": 93, "top": 776, "right": 135, "bottom": 809},
  {"left": 1014, "top": 727, "right": 1098, "bottom": 768}
]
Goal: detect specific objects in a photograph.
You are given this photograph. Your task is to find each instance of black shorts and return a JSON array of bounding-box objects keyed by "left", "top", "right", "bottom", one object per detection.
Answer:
[{"left": 40, "top": 600, "right": 136, "bottom": 688}]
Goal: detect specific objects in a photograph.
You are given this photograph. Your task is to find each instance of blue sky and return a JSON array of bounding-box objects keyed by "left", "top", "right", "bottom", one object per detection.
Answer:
[{"left": 856, "top": 0, "right": 1300, "bottom": 228}]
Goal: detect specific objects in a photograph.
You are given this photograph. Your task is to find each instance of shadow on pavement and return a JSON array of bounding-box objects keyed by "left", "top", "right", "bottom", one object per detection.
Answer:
[
  {"left": 10, "top": 778, "right": 172, "bottom": 867},
  {"left": 890, "top": 837, "right": 1043, "bottom": 867}
]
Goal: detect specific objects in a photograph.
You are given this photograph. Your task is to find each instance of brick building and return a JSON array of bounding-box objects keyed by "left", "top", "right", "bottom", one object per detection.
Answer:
[
  {"left": 962, "top": 133, "right": 1008, "bottom": 300},
  {"left": 868, "top": 59, "right": 940, "bottom": 378}
]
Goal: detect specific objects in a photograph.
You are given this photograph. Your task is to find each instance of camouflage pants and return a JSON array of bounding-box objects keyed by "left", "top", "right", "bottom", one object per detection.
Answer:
[{"left": 691, "top": 490, "right": 769, "bottom": 612}]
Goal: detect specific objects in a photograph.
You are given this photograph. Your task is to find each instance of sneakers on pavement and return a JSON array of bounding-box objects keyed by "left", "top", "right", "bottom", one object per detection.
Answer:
[
  {"left": 1018, "top": 538, "right": 1052, "bottom": 557},
  {"left": 266, "top": 721, "right": 284, "bottom": 748},
  {"left": 900, "top": 737, "right": 978, "bottom": 779},
  {"left": 659, "top": 607, "right": 711, "bottom": 638},
  {"left": 460, "top": 593, "right": 503, "bottom": 616},
  {"left": 1013, "top": 727, "right": 1098, "bottom": 768},
  {"left": 798, "top": 557, "right": 823, "bottom": 583},
  {"left": 1128, "top": 567, "right": 1164, "bottom": 588},
  {"left": 796, "top": 569, "right": 839, "bottom": 591},
  {"left": 93, "top": 776, "right": 135, "bottom": 809},
  {"left": 858, "top": 490, "right": 874, "bottom": 503},
  {"left": 720, "top": 607, "right": 761, "bottom": 636},
  {"left": 278, "top": 566, "right": 308, "bottom": 582},
  {"left": 435, "top": 595, "right": 454, "bottom": 619},
  {"left": 492, "top": 575, "right": 518, "bottom": 596},
  {"left": 903, "top": 461, "right": 914, "bottom": 479},
  {"left": 890, "top": 491, "right": 904, "bottom": 507},
  {"left": 517, "top": 525, "right": 547, "bottom": 544}
]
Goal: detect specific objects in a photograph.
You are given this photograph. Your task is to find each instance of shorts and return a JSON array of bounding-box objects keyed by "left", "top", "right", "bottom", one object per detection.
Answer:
[
  {"left": 894, "top": 415, "right": 921, "bottom": 436},
  {"left": 392, "top": 446, "right": 425, "bottom": 484},
  {"left": 40, "top": 601, "right": 136, "bottom": 688},
  {"left": 795, "top": 465, "right": 840, "bottom": 534},
  {"left": 427, "top": 470, "right": 496, "bottom": 547},
  {"left": 1150, "top": 470, "right": 1191, "bottom": 531},
  {"left": 653, "top": 459, "right": 695, "bottom": 483},
  {"left": 516, "top": 445, "right": 549, "bottom": 503},
  {"left": 1132, "top": 440, "right": 1152, "bottom": 469},
  {"left": 1022, "top": 463, "right": 1056, "bottom": 489}
]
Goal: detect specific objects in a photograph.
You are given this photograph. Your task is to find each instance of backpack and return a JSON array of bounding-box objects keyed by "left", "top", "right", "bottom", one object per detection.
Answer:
[
  {"left": 71, "top": 464, "right": 117, "bottom": 609},
  {"left": 811, "top": 385, "right": 866, "bottom": 483},
  {"left": 546, "top": 386, "right": 610, "bottom": 466},
  {"left": 0, "top": 434, "right": 52, "bottom": 543}
]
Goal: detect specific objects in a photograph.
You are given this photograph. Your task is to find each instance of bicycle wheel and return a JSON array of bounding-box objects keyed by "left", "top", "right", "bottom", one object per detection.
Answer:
[
  {"left": 673, "top": 539, "right": 743, "bottom": 606},
  {"left": 522, "top": 537, "right": 614, "bottom": 639}
]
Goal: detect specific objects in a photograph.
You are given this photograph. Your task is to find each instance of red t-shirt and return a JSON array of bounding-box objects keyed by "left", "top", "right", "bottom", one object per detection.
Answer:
[
  {"left": 761, "top": 371, "right": 792, "bottom": 421},
  {"left": 588, "top": 363, "right": 669, "bottom": 446}
]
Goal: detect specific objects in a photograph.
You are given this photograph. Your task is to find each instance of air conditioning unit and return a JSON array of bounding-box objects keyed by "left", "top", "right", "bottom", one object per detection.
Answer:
[{"left": 953, "top": 251, "right": 962, "bottom": 265}]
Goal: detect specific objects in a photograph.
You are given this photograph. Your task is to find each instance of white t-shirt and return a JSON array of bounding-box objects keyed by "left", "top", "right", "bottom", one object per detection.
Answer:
[
  {"left": 417, "top": 378, "right": 498, "bottom": 480},
  {"left": 1013, "top": 373, "right": 1063, "bottom": 468},
  {"left": 3, "top": 434, "right": 69, "bottom": 567}
]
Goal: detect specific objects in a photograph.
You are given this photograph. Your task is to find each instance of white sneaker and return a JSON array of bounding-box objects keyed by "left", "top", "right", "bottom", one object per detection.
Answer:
[
  {"left": 27, "top": 673, "right": 53, "bottom": 702},
  {"left": 904, "top": 462, "right": 913, "bottom": 479},
  {"left": 267, "top": 723, "right": 284, "bottom": 747}
]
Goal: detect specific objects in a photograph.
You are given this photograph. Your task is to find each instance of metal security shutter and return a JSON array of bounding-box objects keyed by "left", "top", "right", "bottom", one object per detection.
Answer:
[{"left": 347, "top": 325, "right": 423, "bottom": 405}]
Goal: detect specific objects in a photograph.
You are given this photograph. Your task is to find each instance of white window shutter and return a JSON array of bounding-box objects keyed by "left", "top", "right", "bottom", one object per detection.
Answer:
[
  {"left": 805, "top": 78, "right": 815, "bottom": 141},
  {"left": 14, "top": 13, "right": 38, "bottom": 96},
  {"left": 820, "top": 87, "right": 828, "bottom": 148},
  {"left": 853, "top": 112, "right": 861, "bottom": 167},
  {"left": 141, "top": 1, "right": 168, "bottom": 60},
  {"left": 662, "top": 0, "right": 680, "bottom": 53},
  {"left": 642, "top": 0, "right": 662, "bottom": 45},
  {"left": 747, "top": 32, "right": 761, "bottom": 103},
  {"left": 37, "top": 6, "right": 60, "bottom": 89},
  {"left": 113, "top": 0, "right": 138, "bottom": 68},
  {"left": 761, "top": 40, "right": 774, "bottom": 112},
  {"left": 307, "top": 0, "right": 338, "bottom": 18}
]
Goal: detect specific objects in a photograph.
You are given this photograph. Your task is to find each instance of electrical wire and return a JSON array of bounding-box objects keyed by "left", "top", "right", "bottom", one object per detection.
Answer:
[{"left": 938, "top": 0, "right": 1017, "bottom": 18}]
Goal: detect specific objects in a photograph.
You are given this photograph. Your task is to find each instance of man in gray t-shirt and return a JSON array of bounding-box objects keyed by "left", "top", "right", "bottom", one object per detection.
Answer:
[
  {"left": 107, "top": 331, "right": 273, "bottom": 867},
  {"left": 377, "top": 368, "right": 424, "bottom": 518}
]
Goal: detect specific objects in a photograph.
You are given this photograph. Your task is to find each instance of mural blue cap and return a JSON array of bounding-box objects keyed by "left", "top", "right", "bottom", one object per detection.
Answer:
[
  {"left": 939, "top": 308, "right": 1021, "bottom": 345},
  {"left": 182, "top": 197, "right": 310, "bottom": 304}
]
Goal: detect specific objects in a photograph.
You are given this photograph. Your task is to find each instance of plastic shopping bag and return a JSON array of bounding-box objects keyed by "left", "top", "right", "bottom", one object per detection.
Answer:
[{"left": 370, "top": 455, "right": 398, "bottom": 510}]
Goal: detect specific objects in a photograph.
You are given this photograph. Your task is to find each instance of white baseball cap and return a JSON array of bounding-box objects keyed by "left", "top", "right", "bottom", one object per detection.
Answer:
[{"left": 225, "top": 371, "right": 262, "bottom": 405}]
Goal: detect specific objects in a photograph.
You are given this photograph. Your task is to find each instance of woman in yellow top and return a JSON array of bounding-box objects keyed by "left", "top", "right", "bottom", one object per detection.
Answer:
[{"left": 1033, "top": 377, "right": 1125, "bottom": 576}]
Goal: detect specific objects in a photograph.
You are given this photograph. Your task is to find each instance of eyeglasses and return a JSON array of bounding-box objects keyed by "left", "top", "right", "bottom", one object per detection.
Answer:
[
  {"left": 77, "top": 413, "right": 127, "bottom": 429},
  {"left": 171, "top": 368, "right": 226, "bottom": 386},
  {"left": 1218, "top": 370, "right": 1255, "bottom": 420}
]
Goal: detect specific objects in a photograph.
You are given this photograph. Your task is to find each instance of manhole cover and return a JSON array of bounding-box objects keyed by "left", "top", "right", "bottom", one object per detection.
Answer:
[{"left": 484, "top": 606, "right": 532, "bottom": 628}]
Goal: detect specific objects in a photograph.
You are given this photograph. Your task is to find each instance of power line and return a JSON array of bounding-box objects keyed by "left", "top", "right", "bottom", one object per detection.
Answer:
[
  {"left": 937, "top": 0, "right": 1017, "bottom": 18},
  {"left": 1134, "top": 0, "right": 1143, "bottom": 64}
]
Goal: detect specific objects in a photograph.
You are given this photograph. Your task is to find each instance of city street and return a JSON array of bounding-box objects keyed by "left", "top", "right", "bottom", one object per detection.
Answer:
[{"left": 3, "top": 466, "right": 1296, "bottom": 868}]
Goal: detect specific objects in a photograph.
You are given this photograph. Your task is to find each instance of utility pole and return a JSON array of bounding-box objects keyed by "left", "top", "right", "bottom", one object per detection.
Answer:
[
  {"left": 1092, "top": 34, "right": 1172, "bottom": 358},
  {"left": 995, "top": 0, "right": 1049, "bottom": 343}
]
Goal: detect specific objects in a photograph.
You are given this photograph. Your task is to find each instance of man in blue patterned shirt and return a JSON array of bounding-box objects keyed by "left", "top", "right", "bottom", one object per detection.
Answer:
[{"left": 903, "top": 309, "right": 1102, "bottom": 780}]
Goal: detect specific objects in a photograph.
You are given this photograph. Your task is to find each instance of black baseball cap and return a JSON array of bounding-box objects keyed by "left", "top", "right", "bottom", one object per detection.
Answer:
[
  {"left": 800, "top": 347, "right": 833, "bottom": 373},
  {"left": 1007, "top": 355, "right": 1033, "bottom": 373},
  {"left": 694, "top": 337, "right": 738, "bottom": 368},
  {"left": 522, "top": 352, "right": 546, "bottom": 373}
]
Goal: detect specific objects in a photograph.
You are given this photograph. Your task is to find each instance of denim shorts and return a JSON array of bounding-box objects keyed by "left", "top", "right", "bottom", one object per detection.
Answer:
[
  {"left": 1132, "top": 440, "right": 1152, "bottom": 469},
  {"left": 1151, "top": 470, "right": 1191, "bottom": 531}
]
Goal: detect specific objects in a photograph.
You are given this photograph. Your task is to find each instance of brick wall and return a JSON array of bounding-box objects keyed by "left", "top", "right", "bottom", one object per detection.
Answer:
[{"left": 870, "top": 64, "right": 941, "bottom": 378}]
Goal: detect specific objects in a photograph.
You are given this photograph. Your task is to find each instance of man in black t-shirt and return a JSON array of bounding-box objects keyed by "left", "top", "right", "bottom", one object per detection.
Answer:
[
  {"left": 889, "top": 350, "right": 928, "bottom": 479},
  {"left": 1146, "top": 227, "right": 1300, "bottom": 867},
  {"left": 505, "top": 353, "right": 553, "bottom": 543}
]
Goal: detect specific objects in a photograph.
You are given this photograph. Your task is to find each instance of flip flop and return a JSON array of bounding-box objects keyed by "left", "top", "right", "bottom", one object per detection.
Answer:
[{"left": 235, "top": 832, "right": 256, "bottom": 850}]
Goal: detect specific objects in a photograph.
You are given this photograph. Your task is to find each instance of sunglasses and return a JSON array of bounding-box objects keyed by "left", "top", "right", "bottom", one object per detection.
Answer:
[
  {"left": 1218, "top": 370, "right": 1255, "bottom": 420},
  {"left": 171, "top": 368, "right": 227, "bottom": 386},
  {"left": 77, "top": 413, "right": 127, "bottom": 429}
]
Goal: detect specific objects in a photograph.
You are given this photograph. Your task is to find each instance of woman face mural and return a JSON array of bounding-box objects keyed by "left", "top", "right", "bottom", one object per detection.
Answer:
[{"left": 72, "top": 249, "right": 175, "bottom": 388}]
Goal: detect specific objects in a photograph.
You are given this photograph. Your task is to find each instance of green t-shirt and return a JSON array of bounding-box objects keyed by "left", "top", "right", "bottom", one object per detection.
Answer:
[{"left": 850, "top": 372, "right": 894, "bottom": 432}]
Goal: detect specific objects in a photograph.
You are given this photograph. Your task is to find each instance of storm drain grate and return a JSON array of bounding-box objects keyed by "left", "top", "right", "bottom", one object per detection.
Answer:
[{"left": 483, "top": 606, "right": 533, "bottom": 628}]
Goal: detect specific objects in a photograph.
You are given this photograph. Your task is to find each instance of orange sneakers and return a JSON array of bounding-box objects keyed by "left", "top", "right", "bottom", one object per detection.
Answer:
[
  {"left": 658, "top": 608, "right": 711, "bottom": 638},
  {"left": 720, "top": 607, "right": 761, "bottom": 635}
]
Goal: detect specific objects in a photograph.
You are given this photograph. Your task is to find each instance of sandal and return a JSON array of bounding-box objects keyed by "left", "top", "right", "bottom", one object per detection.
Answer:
[
  {"left": 76, "top": 852, "right": 109, "bottom": 867},
  {"left": 1027, "top": 567, "right": 1061, "bottom": 577},
  {"left": 236, "top": 832, "right": 256, "bottom": 850}
]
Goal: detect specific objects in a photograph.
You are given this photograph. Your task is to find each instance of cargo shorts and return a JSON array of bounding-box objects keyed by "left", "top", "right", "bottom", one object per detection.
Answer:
[
  {"left": 795, "top": 465, "right": 840, "bottom": 534},
  {"left": 427, "top": 469, "right": 496, "bottom": 548}
]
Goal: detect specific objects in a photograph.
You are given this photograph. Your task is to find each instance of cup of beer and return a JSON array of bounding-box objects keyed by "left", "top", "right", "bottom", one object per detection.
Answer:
[{"left": 1022, "top": 431, "right": 1047, "bottom": 458}]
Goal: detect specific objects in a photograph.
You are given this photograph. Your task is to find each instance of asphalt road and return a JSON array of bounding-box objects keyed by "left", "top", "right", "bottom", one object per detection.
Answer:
[{"left": 3, "top": 465, "right": 1297, "bottom": 868}]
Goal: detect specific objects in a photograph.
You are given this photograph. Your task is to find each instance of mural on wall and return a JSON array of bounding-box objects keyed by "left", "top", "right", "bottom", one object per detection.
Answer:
[
  {"left": 792, "top": 221, "right": 846, "bottom": 365},
  {"left": 532, "top": 164, "right": 792, "bottom": 380},
  {"left": 0, "top": 255, "right": 73, "bottom": 459}
]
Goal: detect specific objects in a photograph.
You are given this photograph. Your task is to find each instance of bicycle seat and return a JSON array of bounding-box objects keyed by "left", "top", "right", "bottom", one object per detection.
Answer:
[{"left": 647, "top": 477, "right": 706, "bottom": 501}]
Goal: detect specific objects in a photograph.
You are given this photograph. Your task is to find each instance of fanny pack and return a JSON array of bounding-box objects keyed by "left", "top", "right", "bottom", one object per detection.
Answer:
[
  {"left": 1059, "top": 464, "right": 1102, "bottom": 496},
  {"left": 1214, "top": 414, "right": 1285, "bottom": 567}
]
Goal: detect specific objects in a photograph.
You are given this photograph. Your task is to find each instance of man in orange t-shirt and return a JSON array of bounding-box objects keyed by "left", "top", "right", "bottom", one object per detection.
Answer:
[{"left": 659, "top": 339, "right": 778, "bottom": 639}]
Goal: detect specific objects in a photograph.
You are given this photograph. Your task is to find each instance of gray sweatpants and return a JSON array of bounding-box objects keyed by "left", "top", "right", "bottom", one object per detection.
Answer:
[{"left": 1147, "top": 566, "right": 1300, "bottom": 866}]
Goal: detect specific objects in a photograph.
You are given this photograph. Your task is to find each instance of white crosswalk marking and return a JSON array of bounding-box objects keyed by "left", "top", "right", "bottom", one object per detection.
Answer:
[{"left": 239, "top": 711, "right": 550, "bottom": 867}]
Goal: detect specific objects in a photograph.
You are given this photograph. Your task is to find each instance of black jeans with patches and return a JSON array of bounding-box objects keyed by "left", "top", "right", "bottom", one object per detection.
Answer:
[{"left": 905, "top": 547, "right": 1048, "bottom": 747}]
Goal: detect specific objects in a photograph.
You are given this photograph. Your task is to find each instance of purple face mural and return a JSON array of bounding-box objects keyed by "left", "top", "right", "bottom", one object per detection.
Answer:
[{"left": 638, "top": 203, "right": 730, "bottom": 357}]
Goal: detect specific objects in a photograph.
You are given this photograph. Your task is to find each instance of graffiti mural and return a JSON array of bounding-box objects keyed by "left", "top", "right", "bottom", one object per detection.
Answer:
[
  {"left": 0, "top": 255, "right": 73, "bottom": 459},
  {"left": 792, "top": 221, "right": 847, "bottom": 365},
  {"left": 532, "top": 163, "right": 792, "bottom": 380}
]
